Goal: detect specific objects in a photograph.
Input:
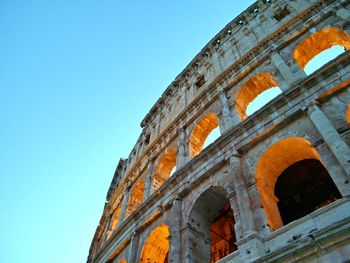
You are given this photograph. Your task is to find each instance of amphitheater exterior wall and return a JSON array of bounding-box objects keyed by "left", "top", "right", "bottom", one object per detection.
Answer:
[{"left": 88, "top": 0, "right": 350, "bottom": 262}]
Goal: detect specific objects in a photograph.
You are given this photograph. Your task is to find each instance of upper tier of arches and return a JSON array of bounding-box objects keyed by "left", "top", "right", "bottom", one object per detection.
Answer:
[{"left": 106, "top": 24, "right": 350, "bottom": 235}]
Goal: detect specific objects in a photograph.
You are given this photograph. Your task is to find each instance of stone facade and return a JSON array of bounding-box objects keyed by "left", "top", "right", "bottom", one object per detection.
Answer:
[{"left": 87, "top": 0, "right": 350, "bottom": 262}]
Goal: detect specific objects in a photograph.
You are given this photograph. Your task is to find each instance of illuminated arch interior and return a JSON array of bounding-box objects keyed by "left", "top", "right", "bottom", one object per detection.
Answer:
[
  {"left": 189, "top": 113, "right": 220, "bottom": 158},
  {"left": 346, "top": 104, "right": 350, "bottom": 123},
  {"left": 110, "top": 207, "right": 121, "bottom": 231},
  {"left": 293, "top": 27, "right": 350, "bottom": 71},
  {"left": 119, "top": 259, "right": 126, "bottom": 263},
  {"left": 126, "top": 179, "right": 145, "bottom": 218},
  {"left": 153, "top": 148, "right": 177, "bottom": 190},
  {"left": 139, "top": 224, "right": 170, "bottom": 263},
  {"left": 234, "top": 72, "right": 281, "bottom": 120},
  {"left": 255, "top": 137, "right": 340, "bottom": 230}
]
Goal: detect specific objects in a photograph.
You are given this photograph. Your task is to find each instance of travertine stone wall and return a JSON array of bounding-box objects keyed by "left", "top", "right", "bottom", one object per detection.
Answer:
[{"left": 88, "top": 0, "right": 350, "bottom": 262}]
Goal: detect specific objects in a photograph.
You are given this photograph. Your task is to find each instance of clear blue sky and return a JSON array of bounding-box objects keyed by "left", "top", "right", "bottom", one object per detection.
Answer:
[
  {"left": 0, "top": 1, "right": 256, "bottom": 263},
  {"left": 0, "top": 1, "right": 343, "bottom": 263}
]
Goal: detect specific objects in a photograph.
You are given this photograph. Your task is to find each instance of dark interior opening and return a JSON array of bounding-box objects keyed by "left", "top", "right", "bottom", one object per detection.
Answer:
[
  {"left": 144, "top": 134, "right": 150, "bottom": 145},
  {"left": 195, "top": 75, "right": 205, "bottom": 89},
  {"left": 273, "top": 6, "right": 290, "bottom": 21},
  {"left": 209, "top": 203, "right": 237, "bottom": 263},
  {"left": 275, "top": 158, "right": 341, "bottom": 225}
]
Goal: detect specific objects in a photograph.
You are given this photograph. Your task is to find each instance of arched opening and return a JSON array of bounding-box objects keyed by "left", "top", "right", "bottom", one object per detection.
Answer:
[
  {"left": 126, "top": 179, "right": 145, "bottom": 218},
  {"left": 246, "top": 87, "right": 282, "bottom": 116},
  {"left": 293, "top": 27, "right": 350, "bottom": 73},
  {"left": 303, "top": 45, "right": 345, "bottom": 75},
  {"left": 139, "top": 224, "right": 170, "bottom": 263},
  {"left": 275, "top": 159, "right": 341, "bottom": 225},
  {"left": 119, "top": 259, "right": 127, "bottom": 263},
  {"left": 203, "top": 126, "right": 221, "bottom": 148},
  {"left": 189, "top": 113, "right": 220, "bottom": 158},
  {"left": 234, "top": 72, "right": 281, "bottom": 120},
  {"left": 188, "top": 187, "right": 237, "bottom": 262},
  {"left": 346, "top": 104, "right": 350, "bottom": 123},
  {"left": 255, "top": 137, "right": 341, "bottom": 231},
  {"left": 153, "top": 149, "right": 177, "bottom": 190}
]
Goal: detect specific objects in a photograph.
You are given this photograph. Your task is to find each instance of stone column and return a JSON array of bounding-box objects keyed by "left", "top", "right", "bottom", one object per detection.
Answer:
[
  {"left": 229, "top": 154, "right": 265, "bottom": 262},
  {"left": 270, "top": 50, "right": 297, "bottom": 91},
  {"left": 135, "top": 134, "right": 144, "bottom": 158},
  {"left": 229, "top": 155, "right": 256, "bottom": 235},
  {"left": 143, "top": 157, "right": 155, "bottom": 201},
  {"left": 169, "top": 197, "right": 182, "bottom": 263},
  {"left": 217, "top": 87, "right": 234, "bottom": 132},
  {"left": 335, "top": 7, "right": 350, "bottom": 22},
  {"left": 118, "top": 186, "right": 131, "bottom": 227},
  {"left": 228, "top": 194, "right": 243, "bottom": 240},
  {"left": 211, "top": 50, "right": 224, "bottom": 75},
  {"left": 177, "top": 127, "right": 189, "bottom": 169},
  {"left": 182, "top": 225, "right": 210, "bottom": 263},
  {"left": 127, "top": 231, "right": 139, "bottom": 263},
  {"left": 306, "top": 103, "right": 350, "bottom": 196}
]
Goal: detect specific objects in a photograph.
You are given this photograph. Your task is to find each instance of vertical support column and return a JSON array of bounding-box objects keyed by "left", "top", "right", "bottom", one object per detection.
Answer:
[
  {"left": 270, "top": 50, "right": 294, "bottom": 90},
  {"left": 217, "top": 87, "right": 234, "bottom": 132},
  {"left": 118, "top": 186, "right": 131, "bottom": 227},
  {"left": 211, "top": 50, "right": 224, "bottom": 75},
  {"left": 135, "top": 134, "right": 144, "bottom": 158},
  {"left": 170, "top": 197, "right": 182, "bottom": 263},
  {"left": 306, "top": 102, "right": 350, "bottom": 196},
  {"left": 143, "top": 157, "right": 155, "bottom": 201},
  {"left": 229, "top": 154, "right": 265, "bottom": 262},
  {"left": 270, "top": 50, "right": 304, "bottom": 90},
  {"left": 177, "top": 127, "right": 190, "bottom": 169},
  {"left": 229, "top": 155, "right": 256, "bottom": 235},
  {"left": 228, "top": 194, "right": 243, "bottom": 240},
  {"left": 182, "top": 225, "right": 210, "bottom": 263},
  {"left": 127, "top": 231, "right": 139, "bottom": 263}
]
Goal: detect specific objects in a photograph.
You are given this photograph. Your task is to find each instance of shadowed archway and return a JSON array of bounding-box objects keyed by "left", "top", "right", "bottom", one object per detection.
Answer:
[
  {"left": 255, "top": 137, "right": 341, "bottom": 230},
  {"left": 187, "top": 186, "right": 237, "bottom": 262}
]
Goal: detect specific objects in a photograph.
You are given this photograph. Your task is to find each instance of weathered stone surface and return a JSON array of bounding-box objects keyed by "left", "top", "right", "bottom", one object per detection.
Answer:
[{"left": 87, "top": 1, "right": 350, "bottom": 262}]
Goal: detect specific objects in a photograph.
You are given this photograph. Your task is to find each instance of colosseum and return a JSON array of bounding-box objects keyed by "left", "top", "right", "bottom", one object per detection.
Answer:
[{"left": 87, "top": 0, "right": 350, "bottom": 262}]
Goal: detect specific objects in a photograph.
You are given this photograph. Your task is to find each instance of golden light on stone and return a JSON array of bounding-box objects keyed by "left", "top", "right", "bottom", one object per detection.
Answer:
[
  {"left": 153, "top": 148, "right": 177, "bottom": 190},
  {"left": 189, "top": 113, "right": 219, "bottom": 157},
  {"left": 293, "top": 27, "right": 350, "bottom": 69},
  {"left": 126, "top": 179, "right": 145, "bottom": 218},
  {"left": 234, "top": 72, "right": 279, "bottom": 120},
  {"left": 139, "top": 224, "right": 170, "bottom": 263},
  {"left": 255, "top": 137, "right": 322, "bottom": 230}
]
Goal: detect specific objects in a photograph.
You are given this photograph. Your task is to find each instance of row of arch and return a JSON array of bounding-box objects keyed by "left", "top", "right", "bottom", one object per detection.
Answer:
[
  {"left": 113, "top": 134, "right": 344, "bottom": 262},
  {"left": 106, "top": 26, "right": 350, "bottom": 239}
]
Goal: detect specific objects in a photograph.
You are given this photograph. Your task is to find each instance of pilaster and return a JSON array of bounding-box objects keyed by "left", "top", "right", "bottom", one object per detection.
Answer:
[
  {"left": 118, "top": 186, "right": 131, "bottom": 227},
  {"left": 169, "top": 197, "right": 182, "bottom": 263},
  {"left": 177, "top": 127, "right": 190, "bottom": 169},
  {"left": 306, "top": 102, "right": 350, "bottom": 196},
  {"left": 143, "top": 157, "right": 155, "bottom": 201},
  {"left": 217, "top": 87, "right": 234, "bottom": 132}
]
